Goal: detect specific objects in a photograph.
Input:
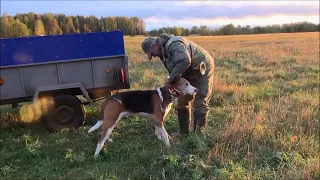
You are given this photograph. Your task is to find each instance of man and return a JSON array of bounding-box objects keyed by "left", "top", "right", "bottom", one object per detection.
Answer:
[{"left": 141, "top": 33, "right": 215, "bottom": 134}]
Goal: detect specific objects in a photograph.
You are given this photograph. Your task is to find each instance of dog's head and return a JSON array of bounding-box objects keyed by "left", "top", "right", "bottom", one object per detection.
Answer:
[{"left": 167, "top": 77, "right": 198, "bottom": 96}]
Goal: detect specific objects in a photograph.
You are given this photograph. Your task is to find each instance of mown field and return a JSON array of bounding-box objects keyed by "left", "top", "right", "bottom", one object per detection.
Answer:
[{"left": 0, "top": 32, "right": 319, "bottom": 180}]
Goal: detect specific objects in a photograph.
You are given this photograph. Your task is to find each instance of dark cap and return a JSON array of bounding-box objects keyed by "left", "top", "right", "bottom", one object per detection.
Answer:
[{"left": 141, "top": 36, "right": 156, "bottom": 60}]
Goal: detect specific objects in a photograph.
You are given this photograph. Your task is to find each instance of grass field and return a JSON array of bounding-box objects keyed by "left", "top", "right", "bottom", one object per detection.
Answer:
[{"left": 1, "top": 32, "right": 319, "bottom": 180}]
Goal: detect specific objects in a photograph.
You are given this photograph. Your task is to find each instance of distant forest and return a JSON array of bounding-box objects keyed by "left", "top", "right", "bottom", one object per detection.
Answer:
[{"left": 1, "top": 12, "right": 319, "bottom": 38}]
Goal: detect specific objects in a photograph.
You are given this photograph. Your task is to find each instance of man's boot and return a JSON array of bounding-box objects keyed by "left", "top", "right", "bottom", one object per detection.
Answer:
[
  {"left": 177, "top": 107, "right": 191, "bottom": 135},
  {"left": 193, "top": 111, "right": 208, "bottom": 132}
]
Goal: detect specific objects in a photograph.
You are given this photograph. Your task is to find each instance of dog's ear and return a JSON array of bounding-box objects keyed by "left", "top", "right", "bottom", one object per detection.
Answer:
[{"left": 170, "top": 76, "right": 181, "bottom": 84}]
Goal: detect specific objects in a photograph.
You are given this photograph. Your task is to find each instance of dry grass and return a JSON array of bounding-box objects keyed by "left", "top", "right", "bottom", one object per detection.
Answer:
[{"left": 0, "top": 32, "right": 319, "bottom": 179}]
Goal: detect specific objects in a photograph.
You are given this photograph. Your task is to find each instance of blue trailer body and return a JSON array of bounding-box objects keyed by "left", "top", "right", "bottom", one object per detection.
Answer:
[
  {"left": 0, "top": 30, "right": 130, "bottom": 105},
  {"left": 0, "top": 31, "right": 125, "bottom": 67},
  {"left": 0, "top": 30, "right": 131, "bottom": 132}
]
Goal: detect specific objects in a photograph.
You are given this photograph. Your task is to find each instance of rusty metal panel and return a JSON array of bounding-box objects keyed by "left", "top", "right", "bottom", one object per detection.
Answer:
[
  {"left": 58, "top": 60, "right": 94, "bottom": 89},
  {"left": 22, "top": 64, "right": 59, "bottom": 96},
  {"left": 92, "top": 57, "right": 124, "bottom": 87},
  {"left": 0, "top": 67, "right": 24, "bottom": 99}
]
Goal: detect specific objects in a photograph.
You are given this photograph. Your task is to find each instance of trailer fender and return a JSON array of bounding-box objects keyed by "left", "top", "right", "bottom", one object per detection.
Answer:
[{"left": 33, "top": 82, "right": 92, "bottom": 103}]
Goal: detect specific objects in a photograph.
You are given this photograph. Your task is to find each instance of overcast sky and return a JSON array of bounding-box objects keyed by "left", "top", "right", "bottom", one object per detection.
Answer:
[{"left": 1, "top": 1, "right": 319, "bottom": 30}]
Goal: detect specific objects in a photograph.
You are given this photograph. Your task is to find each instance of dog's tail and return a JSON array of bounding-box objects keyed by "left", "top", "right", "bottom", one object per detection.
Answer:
[{"left": 88, "top": 120, "right": 103, "bottom": 133}]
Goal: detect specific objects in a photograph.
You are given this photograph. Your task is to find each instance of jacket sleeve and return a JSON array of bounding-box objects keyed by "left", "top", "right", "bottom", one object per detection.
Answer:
[{"left": 167, "top": 42, "right": 191, "bottom": 82}]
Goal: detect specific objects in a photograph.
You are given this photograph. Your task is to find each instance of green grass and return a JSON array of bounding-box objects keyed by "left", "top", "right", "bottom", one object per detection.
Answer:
[{"left": 1, "top": 32, "right": 319, "bottom": 180}]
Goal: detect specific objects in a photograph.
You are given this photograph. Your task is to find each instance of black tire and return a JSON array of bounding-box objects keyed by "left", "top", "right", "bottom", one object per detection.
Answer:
[{"left": 40, "top": 94, "right": 86, "bottom": 133}]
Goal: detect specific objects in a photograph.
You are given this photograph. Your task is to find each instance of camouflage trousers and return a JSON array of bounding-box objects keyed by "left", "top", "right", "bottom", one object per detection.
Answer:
[{"left": 176, "top": 58, "right": 215, "bottom": 133}]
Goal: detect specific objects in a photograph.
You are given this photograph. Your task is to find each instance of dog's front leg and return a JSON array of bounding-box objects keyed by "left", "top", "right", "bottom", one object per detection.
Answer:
[
  {"left": 161, "top": 126, "right": 170, "bottom": 146},
  {"left": 155, "top": 125, "right": 162, "bottom": 140},
  {"left": 156, "top": 123, "right": 170, "bottom": 146},
  {"left": 152, "top": 114, "right": 170, "bottom": 146}
]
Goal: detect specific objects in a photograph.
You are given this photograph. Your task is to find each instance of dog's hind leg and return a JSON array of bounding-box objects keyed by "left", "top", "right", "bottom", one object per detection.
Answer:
[
  {"left": 89, "top": 99, "right": 111, "bottom": 133},
  {"left": 93, "top": 111, "right": 128, "bottom": 157},
  {"left": 88, "top": 120, "right": 103, "bottom": 133},
  {"left": 94, "top": 122, "right": 117, "bottom": 157},
  {"left": 94, "top": 127, "right": 109, "bottom": 157}
]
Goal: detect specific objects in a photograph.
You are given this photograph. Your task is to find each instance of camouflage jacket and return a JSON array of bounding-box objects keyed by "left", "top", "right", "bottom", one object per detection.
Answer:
[{"left": 156, "top": 33, "right": 214, "bottom": 81}]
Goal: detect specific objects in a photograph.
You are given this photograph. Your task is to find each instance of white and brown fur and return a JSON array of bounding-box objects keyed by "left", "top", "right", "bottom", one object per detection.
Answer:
[{"left": 88, "top": 77, "right": 198, "bottom": 156}]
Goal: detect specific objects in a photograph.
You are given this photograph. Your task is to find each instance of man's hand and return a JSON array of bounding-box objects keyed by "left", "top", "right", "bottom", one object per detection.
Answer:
[
  {"left": 164, "top": 75, "right": 172, "bottom": 85},
  {"left": 164, "top": 75, "right": 181, "bottom": 85}
]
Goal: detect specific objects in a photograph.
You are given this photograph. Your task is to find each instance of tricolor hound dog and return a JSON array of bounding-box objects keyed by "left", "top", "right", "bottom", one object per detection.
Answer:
[{"left": 88, "top": 77, "right": 198, "bottom": 156}]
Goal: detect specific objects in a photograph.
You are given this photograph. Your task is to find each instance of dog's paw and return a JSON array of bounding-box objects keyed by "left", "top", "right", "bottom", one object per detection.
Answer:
[
  {"left": 156, "top": 134, "right": 162, "bottom": 140},
  {"left": 106, "top": 138, "right": 113, "bottom": 143},
  {"left": 155, "top": 130, "right": 162, "bottom": 140},
  {"left": 165, "top": 141, "right": 171, "bottom": 147}
]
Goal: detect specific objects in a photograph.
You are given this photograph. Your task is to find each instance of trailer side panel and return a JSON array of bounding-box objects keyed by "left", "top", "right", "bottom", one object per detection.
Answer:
[{"left": 0, "top": 68, "right": 25, "bottom": 98}]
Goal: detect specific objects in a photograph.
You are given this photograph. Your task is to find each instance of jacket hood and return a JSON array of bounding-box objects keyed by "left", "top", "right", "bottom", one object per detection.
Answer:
[{"left": 157, "top": 33, "right": 174, "bottom": 48}]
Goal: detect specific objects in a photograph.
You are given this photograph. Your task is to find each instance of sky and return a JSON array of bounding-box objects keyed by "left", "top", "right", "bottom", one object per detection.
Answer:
[{"left": 1, "top": 1, "right": 319, "bottom": 31}]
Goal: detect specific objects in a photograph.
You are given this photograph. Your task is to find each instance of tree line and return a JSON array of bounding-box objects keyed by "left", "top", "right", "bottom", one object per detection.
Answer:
[
  {"left": 149, "top": 22, "right": 320, "bottom": 36},
  {"left": 0, "top": 12, "right": 146, "bottom": 38},
  {"left": 1, "top": 12, "right": 319, "bottom": 38}
]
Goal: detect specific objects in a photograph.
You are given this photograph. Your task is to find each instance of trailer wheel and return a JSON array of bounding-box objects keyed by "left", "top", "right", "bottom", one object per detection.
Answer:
[{"left": 41, "top": 94, "right": 86, "bottom": 133}]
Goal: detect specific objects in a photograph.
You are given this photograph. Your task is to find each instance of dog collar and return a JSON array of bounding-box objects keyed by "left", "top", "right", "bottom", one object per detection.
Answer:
[{"left": 168, "top": 85, "right": 183, "bottom": 97}]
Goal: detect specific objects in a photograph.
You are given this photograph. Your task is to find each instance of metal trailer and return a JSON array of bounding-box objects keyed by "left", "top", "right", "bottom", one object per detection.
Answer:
[{"left": 0, "top": 30, "right": 130, "bottom": 132}]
